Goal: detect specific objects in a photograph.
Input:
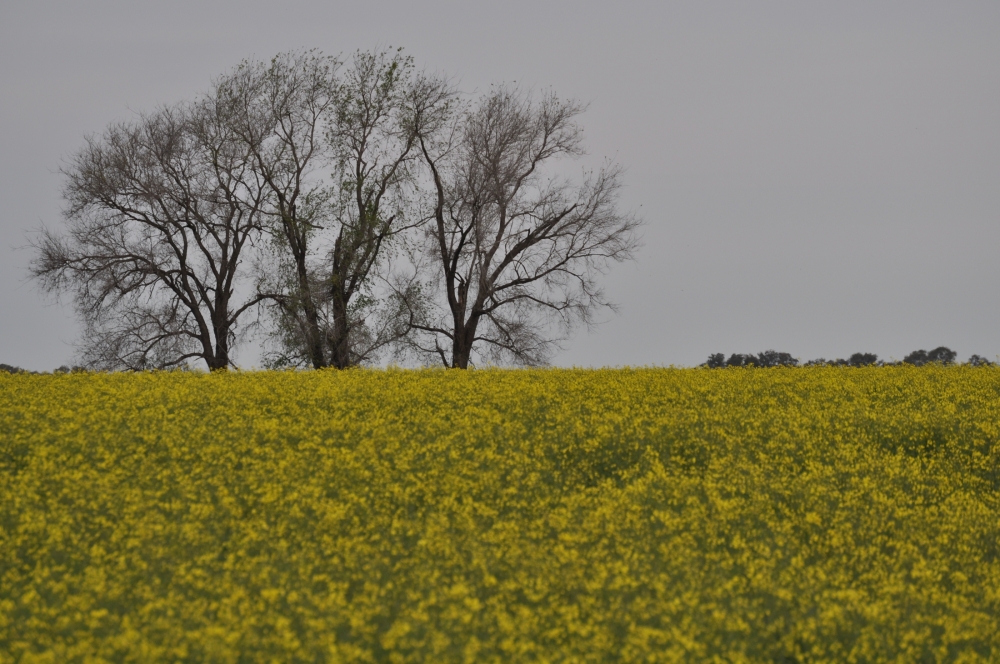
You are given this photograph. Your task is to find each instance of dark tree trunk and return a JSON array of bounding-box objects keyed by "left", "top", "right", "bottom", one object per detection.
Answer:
[
  {"left": 294, "top": 256, "right": 326, "bottom": 369},
  {"left": 209, "top": 309, "right": 231, "bottom": 371},
  {"left": 450, "top": 316, "right": 479, "bottom": 369},
  {"left": 328, "top": 273, "right": 353, "bottom": 369}
]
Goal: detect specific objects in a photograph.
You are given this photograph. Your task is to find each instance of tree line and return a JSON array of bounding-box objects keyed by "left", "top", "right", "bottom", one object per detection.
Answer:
[
  {"left": 30, "top": 49, "right": 641, "bottom": 371},
  {"left": 4, "top": 348, "right": 995, "bottom": 376},
  {"left": 703, "top": 347, "right": 995, "bottom": 368}
]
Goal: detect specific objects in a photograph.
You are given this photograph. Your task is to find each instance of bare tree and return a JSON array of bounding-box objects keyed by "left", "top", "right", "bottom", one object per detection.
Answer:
[
  {"left": 213, "top": 50, "right": 341, "bottom": 369},
  {"left": 31, "top": 55, "right": 635, "bottom": 372},
  {"left": 215, "top": 48, "right": 454, "bottom": 369},
  {"left": 322, "top": 49, "right": 453, "bottom": 368},
  {"left": 411, "top": 86, "right": 641, "bottom": 368},
  {"left": 30, "top": 100, "right": 269, "bottom": 371}
]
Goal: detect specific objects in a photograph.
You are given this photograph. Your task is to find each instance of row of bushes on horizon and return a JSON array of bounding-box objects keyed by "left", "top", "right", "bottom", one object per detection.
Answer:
[
  {"left": 0, "top": 364, "right": 86, "bottom": 375},
  {"left": 3, "top": 349, "right": 997, "bottom": 375},
  {"left": 704, "top": 347, "right": 996, "bottom": 368}
]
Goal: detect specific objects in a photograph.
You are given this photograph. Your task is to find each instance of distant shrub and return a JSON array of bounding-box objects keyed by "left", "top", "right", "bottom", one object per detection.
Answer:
[
  {"left": 704, "top": 353, "right": 726, "bottom": 368},
  {"left": 703, "top": 351, "right": 798, "bottom": 368},
  {"left": 725, "top": 353, "right": 753, "bottom": 367},
  {"left": 848, "top": 352, "right": 878, "bottom": 367},
  {"left": 803, "top": 353, "right": 879, "bottom": 367},
  {"left": 755, "top": 350, "right": 798, "bottom": 367},
  {"left": 904, "top": 347, "right": 957, "bottom": 366}
]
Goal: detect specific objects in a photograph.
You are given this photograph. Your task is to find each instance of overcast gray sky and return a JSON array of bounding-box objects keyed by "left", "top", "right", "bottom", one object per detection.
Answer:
[{"left": 2, "top": 1, "right": 998, "bottom": 370}]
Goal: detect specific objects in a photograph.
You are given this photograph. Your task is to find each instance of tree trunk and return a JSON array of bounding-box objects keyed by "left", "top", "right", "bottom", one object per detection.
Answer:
[
  {"left": 328, "top": 280, "right": 352, "bottom": 370},
  {"left": 294, "top": 258, "right": 327, "bottom": 369},
  {"left": 450, "top": 316, "right": 479, "bottom": 369},
  {"left": 210, "top": 316, "right": 230, "bottom": 371}
]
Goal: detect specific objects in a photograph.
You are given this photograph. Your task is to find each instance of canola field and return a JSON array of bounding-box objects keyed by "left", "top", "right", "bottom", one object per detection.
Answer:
[{"left": 2, "top": 367, "right": 1000, "bottom": 662}]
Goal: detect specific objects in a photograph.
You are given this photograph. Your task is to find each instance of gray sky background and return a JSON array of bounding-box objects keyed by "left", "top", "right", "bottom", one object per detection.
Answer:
[{"left": 2, "top": 1, "right": 998, "bottom": 370}]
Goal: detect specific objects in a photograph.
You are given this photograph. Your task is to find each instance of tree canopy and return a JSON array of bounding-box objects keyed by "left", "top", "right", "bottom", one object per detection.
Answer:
[{"left": 31, "top": 49, "right": 640, "bottom": 371}]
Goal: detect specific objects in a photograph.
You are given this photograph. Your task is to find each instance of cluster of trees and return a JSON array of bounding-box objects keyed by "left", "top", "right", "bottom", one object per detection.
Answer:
[
  {"left": 704, "top": 347, "right": 995, "bottom": 368},
  {"left": 31, "top": 49, "right": 640, "bottom": 371},
  {"left": 704, "top": 351, "right": 799, "bottom": 368},
  {"left": 805, "top": 352, "right": 879, "bottom": 367},
  {"left": 899, "top": 347, "right": 956, "bottom": 366},
  {"left": 0, "top": 364, "right": 85, "bottom": 375}
]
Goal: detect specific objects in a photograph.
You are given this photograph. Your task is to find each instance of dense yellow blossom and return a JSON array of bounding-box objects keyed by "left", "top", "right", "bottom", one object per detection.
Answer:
[{"left": 1, "top": 367, "right": 999, "bottom": 662}]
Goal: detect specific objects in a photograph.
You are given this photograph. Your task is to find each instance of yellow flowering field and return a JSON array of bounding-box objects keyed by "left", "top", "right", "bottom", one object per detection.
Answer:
[{"left": 2, "top": 367, "right": 999, "bottom": 662}]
